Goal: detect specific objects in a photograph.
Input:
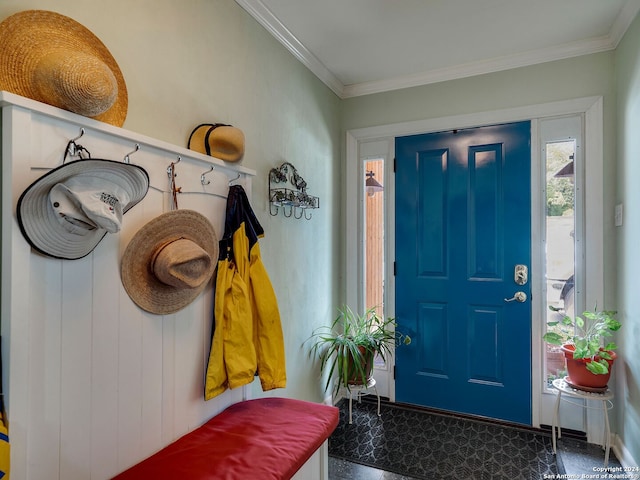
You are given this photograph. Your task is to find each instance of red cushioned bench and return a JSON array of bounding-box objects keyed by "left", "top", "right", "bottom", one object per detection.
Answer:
[{"left": 111, "top": 397, "right": 339, "bottom": 480}]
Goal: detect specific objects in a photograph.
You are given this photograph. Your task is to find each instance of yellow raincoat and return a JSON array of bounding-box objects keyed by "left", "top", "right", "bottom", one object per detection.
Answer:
[
  {"left": 0, "top": 338, "right": 9, "bottom": 479},
  {"left": 0, "top": 410, "right": 8, "bottom": 479},
  {"left": 205, "top": 186, "right": 286, "bottom": 400}
]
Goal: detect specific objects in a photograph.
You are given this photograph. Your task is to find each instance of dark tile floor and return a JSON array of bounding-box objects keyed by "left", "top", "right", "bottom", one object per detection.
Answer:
[
  {"left": 329, "top": 456, "right": 420, "bottom": 480},
  {"left": 556, "top": 437, "right": 623, "bottom": 476},
  {"left": 329, "top": 438, "right": 625, "bottom": 480},
  {"left": 329, "top": 398, "right": 558, "bottom": 479},
  {"left": 329, "top": 421, "right": 626, "bottom": 480},
  {"left": 328, "top": 394, "right": 629, "bottom": 480}
]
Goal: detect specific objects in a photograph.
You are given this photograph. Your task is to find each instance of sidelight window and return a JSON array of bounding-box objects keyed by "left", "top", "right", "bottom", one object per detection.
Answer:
[
  {"left": 363, "top": 157, "right": 387, "bottom": 369},
  {"left": 541, "top": 115, "right": 583, "bottom": 387}
]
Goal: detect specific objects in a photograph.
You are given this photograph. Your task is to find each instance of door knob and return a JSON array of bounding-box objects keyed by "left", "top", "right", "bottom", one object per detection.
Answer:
[{"left": 504, "top": 291, "right": 527, "bottom": 303}]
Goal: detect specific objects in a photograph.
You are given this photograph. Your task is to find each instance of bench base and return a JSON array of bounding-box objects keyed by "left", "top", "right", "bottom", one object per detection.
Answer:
[{"left": 291, "top": 441, "right": 330, "bottom": 480}]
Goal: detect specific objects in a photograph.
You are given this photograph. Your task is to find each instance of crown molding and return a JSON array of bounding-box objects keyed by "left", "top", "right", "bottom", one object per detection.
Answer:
[
  {"left": 236, "top": 0, "right": 638, "bottom": 99},
  {"left": 234, "top": 0, "right": 345, "bottom": 97},
  {"left": 342, "top": 35, "right": 616, "bottom": 98},
  {"left": 609, "top": 0, "right": 640, "bottom": 47}
]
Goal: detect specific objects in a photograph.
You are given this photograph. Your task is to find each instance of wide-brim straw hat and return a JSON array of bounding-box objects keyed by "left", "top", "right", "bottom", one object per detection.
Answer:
[
  {"left": 188, "top": 123, "right": 245, "bottom": 162},
  {"left": 121, "top": 210, "right": 219, "bottom": 315},
  {"left": 17, "top": 159, "right": 149, "bottom": 260},
  {"left": 0, "top": 10, "right": 128, "bottom": 126}
]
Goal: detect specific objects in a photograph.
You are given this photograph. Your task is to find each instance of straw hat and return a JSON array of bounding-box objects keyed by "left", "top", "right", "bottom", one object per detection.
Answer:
[
  {"left": 187, "top": 123, "right": 245, "bottom": 162},
  {"left": 17, "top": 159, "right": 149, "bottom": 260},
  {"left": 0, "top": 10, "right": 128, "bottom": 126},
  {"left": 121, "top": 210, "right": 219, "bottom": 315}
]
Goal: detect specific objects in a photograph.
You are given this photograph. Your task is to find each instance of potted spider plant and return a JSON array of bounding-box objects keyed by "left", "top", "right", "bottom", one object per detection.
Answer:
[
  {"left": 543, "top": 306, "right": 621, "bottom": 391},
  {"left": 307, "top": 305, "right": 411, "bottom": 398}
]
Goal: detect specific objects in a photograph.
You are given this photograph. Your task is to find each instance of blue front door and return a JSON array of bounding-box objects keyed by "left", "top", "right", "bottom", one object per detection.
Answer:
[{"left": 395, "top": 121, "right": 532, "bottom": 425}]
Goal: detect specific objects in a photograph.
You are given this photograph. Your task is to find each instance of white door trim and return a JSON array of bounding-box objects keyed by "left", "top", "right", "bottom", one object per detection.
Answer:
[{"left": 345, "top": 96, "right": 604, "bottom": 435}]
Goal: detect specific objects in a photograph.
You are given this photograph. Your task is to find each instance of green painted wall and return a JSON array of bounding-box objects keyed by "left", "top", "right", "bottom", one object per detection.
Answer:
[
  {"left": 343, "top": 53, "right": 615, "bottom": 132},
  {"left": 614, "top": 11, "right": 640, "bottom": 466}
]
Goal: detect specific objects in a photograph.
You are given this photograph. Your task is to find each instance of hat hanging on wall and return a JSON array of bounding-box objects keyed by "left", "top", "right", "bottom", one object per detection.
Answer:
[
  {"left": 187, "top": 123, "right": 245, "bottom": 162},
  {"left": 0, "top": 10, "right": 128, "bottom": 126},
  {"left": 120, "top": 210, "right": 219, "bottom": 315},
  {"left": 17, "top": 159, "right": 150, "bottom": 260}
]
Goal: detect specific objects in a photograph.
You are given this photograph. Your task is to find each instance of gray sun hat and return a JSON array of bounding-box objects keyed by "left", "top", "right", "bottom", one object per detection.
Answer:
[{"left": 17, "top": 159, "right": 149, "bottom": 259}]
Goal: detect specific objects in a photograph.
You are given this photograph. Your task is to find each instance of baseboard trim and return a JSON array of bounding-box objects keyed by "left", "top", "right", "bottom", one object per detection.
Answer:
[
  {"left": 539, "top": 424, "right": 587, "bottom": 441},
  {"left": 613, "top": 434, "right": 639, "bottom": 470}
]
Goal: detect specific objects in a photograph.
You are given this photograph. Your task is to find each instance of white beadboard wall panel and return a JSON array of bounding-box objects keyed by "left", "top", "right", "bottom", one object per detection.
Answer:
[
  {"left": 91, "top": 243, "right": 121, "bottom": 480},
  {"left": 2, "top": 105, "right": 33, "bottom": 478},
  {"left": 1, "top": 92, "right": 255, "bottom": 480},
  {"left": 60, "top": 257, "right": 94, "bottom": 480},
  {"left": 28, "top": 254, "right": 63, "bottom": 479}
]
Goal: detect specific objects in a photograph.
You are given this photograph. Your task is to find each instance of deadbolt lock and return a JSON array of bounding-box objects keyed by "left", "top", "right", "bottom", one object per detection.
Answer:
[{"left": 514, "top": 265, "right": 528, "bottom": 285}]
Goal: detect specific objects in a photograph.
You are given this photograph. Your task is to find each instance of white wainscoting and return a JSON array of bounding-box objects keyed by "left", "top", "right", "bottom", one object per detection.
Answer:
[{"left": 1, "top": 92, "right": 255, "bottom": 480}]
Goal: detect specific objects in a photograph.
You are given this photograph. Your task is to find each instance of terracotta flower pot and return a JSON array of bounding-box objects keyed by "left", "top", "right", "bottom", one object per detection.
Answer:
[
  {"left": 561, "top": 343, "right": 616, "bottom": 390},
  {"left": 546, "top": 345, "right": 566, "bottom": 377},
  {"left": 347, "top": 346, "right": 374, "bottom": 385}
]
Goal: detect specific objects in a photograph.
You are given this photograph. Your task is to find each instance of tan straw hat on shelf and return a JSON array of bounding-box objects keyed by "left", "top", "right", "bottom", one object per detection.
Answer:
[
  {"left": 188, "top": 123, "right": 245, "bottom": 162},
  {"left": 0, "top": 10, "right": 128, "bottom": 126},
  {"left": 121, "top": 210, "right": 219, "bottom": 315}
]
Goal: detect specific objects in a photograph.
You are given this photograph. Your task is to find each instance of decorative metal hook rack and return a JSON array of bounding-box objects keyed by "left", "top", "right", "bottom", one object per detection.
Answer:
[{"left": 268, "top": 162, "right": 319, "bottom": 220}]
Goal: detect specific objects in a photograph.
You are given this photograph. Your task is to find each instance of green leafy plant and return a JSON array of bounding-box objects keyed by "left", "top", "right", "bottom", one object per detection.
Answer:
[
  {"left": 307, "top": 305, "right": 411, "bottom": 397},
  {"left": 543, "top": 306, "right": 621, "bottom": 375}
]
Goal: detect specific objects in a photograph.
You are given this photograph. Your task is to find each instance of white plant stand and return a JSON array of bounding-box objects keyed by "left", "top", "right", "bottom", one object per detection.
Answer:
[
  {"left": 551, "top": 377, "right": 614, "bottom": 466},
  {"left": 347, "top": 377, "right": 380, "bottom": 424}
]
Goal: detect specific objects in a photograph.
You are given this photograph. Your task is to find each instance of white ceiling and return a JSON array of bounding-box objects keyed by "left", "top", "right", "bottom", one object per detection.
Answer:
[{"left": 235, "top": 0, "right": 640, "bottom": 98}]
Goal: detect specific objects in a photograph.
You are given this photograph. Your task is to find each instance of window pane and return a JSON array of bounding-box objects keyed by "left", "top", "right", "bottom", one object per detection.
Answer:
[
  {"left": 364, "top": 159, "right": 385, "bottom": 315},
  {"left": 364, "top": 159, "right": 386, "bottom": 367},
  {"left": 544, "top": 141, "right": 576, "bottom": 386}
]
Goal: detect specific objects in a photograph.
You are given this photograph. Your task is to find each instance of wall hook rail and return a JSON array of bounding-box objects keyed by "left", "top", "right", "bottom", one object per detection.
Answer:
[{"left": 268, "top": 162, "right": 319, "bottom": 220}]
